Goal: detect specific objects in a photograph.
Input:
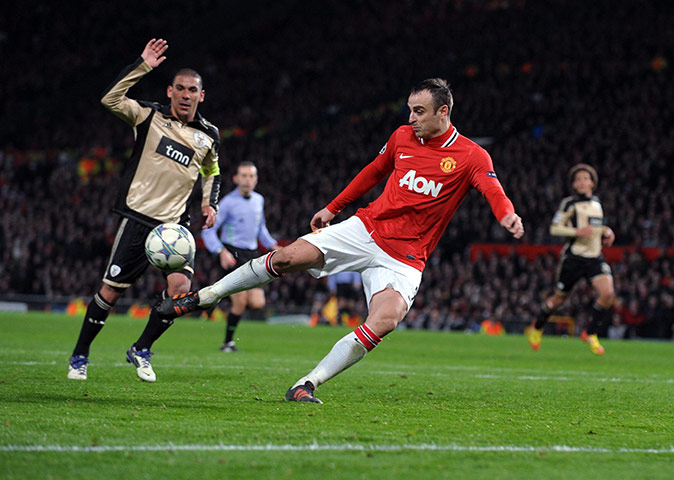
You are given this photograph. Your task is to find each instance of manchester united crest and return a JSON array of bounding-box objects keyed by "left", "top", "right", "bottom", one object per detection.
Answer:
[{"left": 440, "top": 156, "right": 456, "bottom": 173}]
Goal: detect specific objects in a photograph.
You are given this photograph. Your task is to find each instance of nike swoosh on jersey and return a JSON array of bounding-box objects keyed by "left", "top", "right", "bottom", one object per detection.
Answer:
[{"left": 399, "top": 153, "right": 414, "bottom": 159}]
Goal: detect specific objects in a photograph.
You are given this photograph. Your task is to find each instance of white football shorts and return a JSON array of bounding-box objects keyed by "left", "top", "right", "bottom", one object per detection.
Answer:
[{"left": 300, "top": 216, "right": 422, "bottom": 311}]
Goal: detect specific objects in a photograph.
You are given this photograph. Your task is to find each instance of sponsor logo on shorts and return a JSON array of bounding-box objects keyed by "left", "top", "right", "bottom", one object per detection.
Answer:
[
  {"left": 156, "top": 136, "right": 195, "bottom": 167},
  {"left": 110, "top": 265, "right": 121, "bottom": 277}
]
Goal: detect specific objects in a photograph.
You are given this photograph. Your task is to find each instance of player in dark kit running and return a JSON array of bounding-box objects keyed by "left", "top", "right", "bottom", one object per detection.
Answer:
[
  {"left": 526, "top": 163, "right": 615, "bottom": 355},
  {"left": 67, "top": 39, "right": 221, "bottom": 382},
  {"left": 158, "top": 78, "right": 523, "bottom": 403}
]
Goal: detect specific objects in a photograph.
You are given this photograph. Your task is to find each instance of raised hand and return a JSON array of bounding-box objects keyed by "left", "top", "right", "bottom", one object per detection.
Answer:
[{"left": 141, "top": 38, "right": 168, "bottom": 68}]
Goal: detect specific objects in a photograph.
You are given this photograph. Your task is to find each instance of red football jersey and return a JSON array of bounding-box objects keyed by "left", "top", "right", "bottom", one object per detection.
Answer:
[{"left": 327, "top": 124, "right": 514, "bottom": 271}]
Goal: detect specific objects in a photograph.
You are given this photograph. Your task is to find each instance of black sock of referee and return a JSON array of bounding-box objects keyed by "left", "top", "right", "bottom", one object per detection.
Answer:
[
  {"left": 586, "top": 303, "right": 611, "bottom": 335},
  {"left": 225, "top": 313, "right": 242, "bottom": 343},
  {"left": 72, "top": 293, "right": 113, "bottom": 357},
  {"left": 534, "top": 303, "right": 553, "bottom": 330},
  {"left": 135, "top": 308, "right": 174, "bottom": 351}
]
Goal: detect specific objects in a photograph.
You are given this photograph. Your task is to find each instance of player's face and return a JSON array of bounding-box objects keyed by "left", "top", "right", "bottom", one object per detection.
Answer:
[
  {"left": 407, "top": 90, "right": 449, "bottom": 140},
  {"left": 167, "top": 75, "right": 205, "bottom": 123},
  {"left": 234, "top": 165, "right": 258, "bottom": 197},
  {"left": 572, "top": 170, "right": 595, "bottom": 195}
]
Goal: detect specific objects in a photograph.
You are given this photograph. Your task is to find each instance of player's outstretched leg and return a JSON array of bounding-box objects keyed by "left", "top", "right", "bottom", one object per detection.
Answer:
[
  {"left": 156, "top": 252, "right": 281, "bottom": 319},
  {"left": 285, "top": 324, "right": 382, "bottom": 404}
]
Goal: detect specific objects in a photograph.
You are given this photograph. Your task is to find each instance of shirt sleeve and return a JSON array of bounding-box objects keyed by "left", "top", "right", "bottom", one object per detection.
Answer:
[
  {"left": 100, "top": 57, "right": 153, "bottom": 127},
  {"left": 549, "top": 198, "right": 577, "bottom": 236},
  {"left": 469, "top": 148, "right": 515, "bottom": 222},
  {"left": 257, "top": 198, "right": 277, "bottom": 249},
  {"left": 326, "top": 133, "right": 396, "bottom": 214},
  {"left": 200, "top": 139, "right": 221, "bottom": 209},
  {"left": 201, "top": 198, "right": 228, "bottom": 253}
]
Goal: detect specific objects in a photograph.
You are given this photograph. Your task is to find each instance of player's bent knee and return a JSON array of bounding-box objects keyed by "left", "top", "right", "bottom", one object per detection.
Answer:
[
  {"left": 272, "top": 241, "right": 323, "bottom": 272},
  {"left": 368, "top": 320, "right": 397, "bottom": 337}
]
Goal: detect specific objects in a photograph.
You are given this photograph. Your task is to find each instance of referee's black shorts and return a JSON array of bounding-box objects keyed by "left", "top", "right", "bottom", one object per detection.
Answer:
[
  {"left": 103, "top": 218, "right": 194, "bottom": 289},
  {"left": 222, "top": 244, "right": 259, "bottom": 274},
  {"left": 554, "top": 255, "right": 611, "bottom": 294}
]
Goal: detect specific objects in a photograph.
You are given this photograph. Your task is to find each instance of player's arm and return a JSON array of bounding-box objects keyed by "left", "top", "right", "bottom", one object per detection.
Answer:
[
  {"left": 311, "top": 136, "right": 396, "bottom": 230},
  {"left": 201, "top": 199, "right": 236, "bottom": 269},
  {"left": 201, "top": 200, "right": 227, "bottom": 254},
  {"left": 601, "top": 226, "right": 615, "bottom": 246},
  {"left": 101, "top": 39, "right": 167, "bottom": 126},
  {"left": 549, "top": 199, "right": 587, "bottom": 237},
  {"left": 258, "top": 199, "right": 278, "bottom": 250},
  {"left": 200, "top": 140, "right": 221, "bottom": 229},
  {"left": 470, "top": 150, "right": 523, "bottom": 239}
]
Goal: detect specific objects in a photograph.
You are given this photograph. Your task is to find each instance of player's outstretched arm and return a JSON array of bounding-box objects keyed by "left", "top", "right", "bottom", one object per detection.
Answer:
[
  {"left": 310, "top": 208, "right": 336, "bottom": 231},
  {"left": 141, "top": 38, "right": 168, "bottom": 68},
  {"left": 500, "top": 213, "right": 524, "bottom": 239}
]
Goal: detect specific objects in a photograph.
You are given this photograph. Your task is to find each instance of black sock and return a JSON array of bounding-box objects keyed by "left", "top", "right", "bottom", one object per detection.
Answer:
[
  {"left": 72, "top": 293, "right": 113, "bottom": 357},
  {"left": 534, "top": 303, "right": 552, "bottom": 330},
  {"left": 225, "top": 313, "right": 242, "bottom": 343},
  {"left": 586, "top": 303, "right": 611, "bottom": 335},
  {"left": 135, "top": 308, "right": 174, "bottom": 350}
]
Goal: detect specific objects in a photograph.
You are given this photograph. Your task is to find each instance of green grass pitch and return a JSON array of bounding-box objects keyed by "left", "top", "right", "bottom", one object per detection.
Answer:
[{"left": 1, "top": 312, "right": 672, "bottom": 479}]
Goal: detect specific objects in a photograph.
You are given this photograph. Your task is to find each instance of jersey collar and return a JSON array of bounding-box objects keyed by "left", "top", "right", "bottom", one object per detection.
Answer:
[{"left": 417, "top": 124, "right": 458, "bottom": 148}]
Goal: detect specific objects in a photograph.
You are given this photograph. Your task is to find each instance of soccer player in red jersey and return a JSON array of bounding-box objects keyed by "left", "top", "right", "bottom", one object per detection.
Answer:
[{"left": 158, "top": 78, "right": 524, "bottom": 403}]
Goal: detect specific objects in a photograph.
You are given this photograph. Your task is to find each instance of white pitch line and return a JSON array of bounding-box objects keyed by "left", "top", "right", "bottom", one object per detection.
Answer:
[{"left": 1, "top": 443, "right": 673, "bottom": 454}]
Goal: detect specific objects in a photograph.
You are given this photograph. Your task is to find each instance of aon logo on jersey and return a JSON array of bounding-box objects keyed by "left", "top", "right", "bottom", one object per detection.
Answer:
[{"left": 399, "top": 170, "right": 443, "bottom": 197}]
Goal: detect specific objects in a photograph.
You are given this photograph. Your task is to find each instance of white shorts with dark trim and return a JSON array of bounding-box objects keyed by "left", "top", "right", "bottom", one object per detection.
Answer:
[{"left": 300, "top": 216, "right": 422, "bottom": 311}]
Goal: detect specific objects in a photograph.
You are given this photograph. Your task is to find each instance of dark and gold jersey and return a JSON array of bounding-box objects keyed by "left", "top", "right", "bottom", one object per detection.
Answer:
[
  {"left": 550, "top": 194, "right": 606, "bottom": 258},
  {"left": 101, "top": 57, "right": 221, "bottom": 227}
]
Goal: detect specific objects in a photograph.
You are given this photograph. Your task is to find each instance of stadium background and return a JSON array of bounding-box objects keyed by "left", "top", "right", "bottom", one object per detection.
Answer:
[{"left": 1, "top": 0, "right": 672, "bottom": 339}]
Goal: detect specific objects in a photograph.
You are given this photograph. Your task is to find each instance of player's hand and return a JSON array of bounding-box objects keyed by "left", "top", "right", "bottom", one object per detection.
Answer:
[
  {"left": 500, "top": 213, "right": 524, "bottom": 239},
  {"left": 602, "top": 227, "right": 615, "bottom": 247},
  {"left": 141, "top": 38, "right": 168, "bottom": 68},
  {"left": 219, "top": 249, "right": 237, "bottom": 269},
  {"left": 575, "top": 225, "right": 593, "bottom": 238},
  {"left": 310, "top": 207, "right": 336, "bottom": 232},
  {"left": 202, "top": 205, "right": 216, "bottom": 229}
]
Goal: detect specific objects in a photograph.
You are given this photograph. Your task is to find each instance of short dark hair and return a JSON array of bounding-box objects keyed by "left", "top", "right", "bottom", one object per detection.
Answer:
[
  {"left": 172, "top": 68, "right": 203, "bottom": 89},
  {"left": 236, "top": 161, "right": 256, "bottom": 173},
  {"left": 410, "top": 78, "right": 453, "bottom": 115}
]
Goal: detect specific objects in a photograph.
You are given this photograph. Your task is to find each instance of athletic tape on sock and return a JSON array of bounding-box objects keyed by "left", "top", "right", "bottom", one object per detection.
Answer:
[{"left": 354, "top": 324, "right": 382, "bottom": 351}]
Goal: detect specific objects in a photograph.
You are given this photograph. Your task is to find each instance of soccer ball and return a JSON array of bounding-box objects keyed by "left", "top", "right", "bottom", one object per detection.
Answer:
[{"left": 144, "top": 223, "right": 196, "bottom": 273}]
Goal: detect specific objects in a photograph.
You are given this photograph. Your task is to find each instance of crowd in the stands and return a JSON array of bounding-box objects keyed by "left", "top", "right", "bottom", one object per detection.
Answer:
[{"left": 1, "top": 0, "right": 672, "bottom": 338}]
